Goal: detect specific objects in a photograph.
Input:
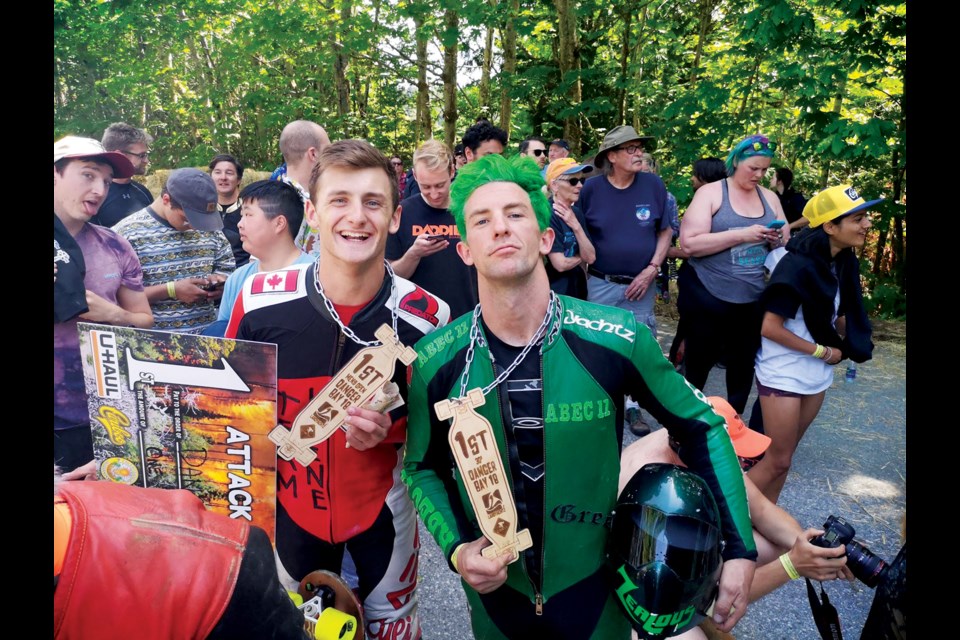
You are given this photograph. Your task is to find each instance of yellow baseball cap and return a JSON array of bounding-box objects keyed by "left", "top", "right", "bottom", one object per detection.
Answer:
[{"left": 803, "top": 185, "right": 883, "bottom": 228}]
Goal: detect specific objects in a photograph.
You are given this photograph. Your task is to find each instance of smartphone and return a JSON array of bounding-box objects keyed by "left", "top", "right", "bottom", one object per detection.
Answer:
[
  {"left": 202, "top": 280, "right": 224, "bottom": 291},
  {"left": 766, "top": 220, "right": 786, "bottom": 230}
]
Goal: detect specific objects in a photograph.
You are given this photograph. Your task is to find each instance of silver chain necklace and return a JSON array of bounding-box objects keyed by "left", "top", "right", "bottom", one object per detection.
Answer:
[
  {"left": 457, "top": 291, "right": 560, "bottom": 399},
  {"left": 312, "top": 259, "right": 400, "bottom": 347}
]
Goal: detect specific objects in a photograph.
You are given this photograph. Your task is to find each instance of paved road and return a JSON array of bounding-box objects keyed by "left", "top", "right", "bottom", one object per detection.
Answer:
[{"left": 414, "top": 324, "right": 906, "bottom": 639}]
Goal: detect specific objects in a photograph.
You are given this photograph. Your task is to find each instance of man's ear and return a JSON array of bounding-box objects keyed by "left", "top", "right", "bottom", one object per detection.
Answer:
[
  {"left": 273, "top": 213, "right": 288, "bottom": 236},
  {"left": 389, "top": 205, "right": 402, "bottom": 234},
  {"left": 539, "top": 227, "right": 555, "bottom": 256},
  {"left": 304, "top": 199, "right": 319, "bottom": 229},
  {"left": 456, "top": 237, "right": 474, "bottom": 266}
]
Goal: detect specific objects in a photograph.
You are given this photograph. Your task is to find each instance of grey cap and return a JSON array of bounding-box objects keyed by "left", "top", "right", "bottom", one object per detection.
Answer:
[
  {"left": 594, "top": 125, "right": 655, "bottom": 170},
  {"left": 165, "top": 168, "right": 222, "bottom": 231}
]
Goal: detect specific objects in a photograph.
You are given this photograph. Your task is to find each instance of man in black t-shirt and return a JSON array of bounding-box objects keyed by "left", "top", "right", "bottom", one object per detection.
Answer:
[
  {"left": 387, "top": 139, "right": 478, "bottom": 317},
  {"left": 91, "top": 122, "right": 154, "bottom": 227}
]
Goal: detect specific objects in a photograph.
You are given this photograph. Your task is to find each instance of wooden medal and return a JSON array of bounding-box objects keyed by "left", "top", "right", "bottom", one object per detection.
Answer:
[
  {"left": 269, "top": 324, "right": 416, "bottom": 465},
  {"left": 436, "top": 388, "right": 533, "bottom": 563}
]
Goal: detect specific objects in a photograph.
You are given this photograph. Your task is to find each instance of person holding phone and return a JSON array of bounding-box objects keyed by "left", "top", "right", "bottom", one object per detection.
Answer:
[
  {"left": 113, "top": 168, "right": 236, "bottom": 334},
  {"left": 748, "top": 186, "right": 876, "bottom": 503},
  {"left": 678, "top": 134, "right": 788, "bottom": 414},
  {"left": 387, "top": 139, "right": 479, "bottom": 317}
]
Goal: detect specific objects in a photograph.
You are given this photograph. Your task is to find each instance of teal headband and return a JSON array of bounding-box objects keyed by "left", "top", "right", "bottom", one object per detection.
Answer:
[{"left": 725, "top": 135, "right": 775, "bottom": 175}]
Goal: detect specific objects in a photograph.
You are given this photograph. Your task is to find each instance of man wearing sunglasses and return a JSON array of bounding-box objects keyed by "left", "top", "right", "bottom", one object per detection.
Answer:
[
  {"left": 519, "top": 137, "right": 548, "bottom": 170},
  {"left": 91, "top": 122, "right": 154, "bottom": 228}
]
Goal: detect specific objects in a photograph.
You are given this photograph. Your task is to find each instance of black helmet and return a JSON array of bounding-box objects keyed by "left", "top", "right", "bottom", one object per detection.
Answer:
[{"left": 607, "top": 463, "right": 723, "bottom": 638}]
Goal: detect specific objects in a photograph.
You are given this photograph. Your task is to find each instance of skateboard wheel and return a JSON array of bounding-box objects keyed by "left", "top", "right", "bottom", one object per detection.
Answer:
[{"left": 313, "top": 608, "right": 357, "bottom": 640}]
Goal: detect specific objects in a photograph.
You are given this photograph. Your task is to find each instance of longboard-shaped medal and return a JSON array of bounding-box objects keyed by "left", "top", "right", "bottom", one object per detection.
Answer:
[
  {"left": 270, "top": 324, "right": 416, "bottom": 465},
  {"left": 436, "top": 388, "right": 532, "bottom": 563}
]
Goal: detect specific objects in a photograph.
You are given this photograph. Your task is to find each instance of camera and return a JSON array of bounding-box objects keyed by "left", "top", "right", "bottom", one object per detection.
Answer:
[{"left": 810, "top": 515, "right": 888, "bottom": 588}]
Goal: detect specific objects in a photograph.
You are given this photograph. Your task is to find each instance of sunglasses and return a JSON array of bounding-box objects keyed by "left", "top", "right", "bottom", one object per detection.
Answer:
[
  {"left": 749, "top": 137, "right": 776, "bottom": 152},
  {"left": 557, "top": 177, "right": 584, "bottom": 186},
  {"left": 391, "top": 161, "right": 403, "bottom": 166},
  {"left": 531, "top": 149, "right": 546, "bottom": 157},
  {"left": 124, "top": 150, "right": 150, "bottom": 160}
]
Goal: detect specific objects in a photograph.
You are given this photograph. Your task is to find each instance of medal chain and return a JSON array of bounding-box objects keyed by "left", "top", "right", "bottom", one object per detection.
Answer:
[
  {"left": 457, "top": 291, "right": 559, "bottom": 399},
  {"left": 312, "top": 259, "right": 400, "bottom": 347}
]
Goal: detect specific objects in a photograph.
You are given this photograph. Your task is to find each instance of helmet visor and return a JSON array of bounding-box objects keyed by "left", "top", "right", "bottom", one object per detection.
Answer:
[{"left": 612, "top": 505, "right": 722, "bottom": 581}]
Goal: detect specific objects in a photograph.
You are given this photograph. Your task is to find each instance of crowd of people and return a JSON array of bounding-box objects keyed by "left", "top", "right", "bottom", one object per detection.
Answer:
[{"left": 54, "top": 116, "right": 893, "bottom": 640}]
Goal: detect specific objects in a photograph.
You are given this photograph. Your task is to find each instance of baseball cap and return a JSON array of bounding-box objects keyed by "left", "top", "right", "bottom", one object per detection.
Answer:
[
  {"left": 594, "top": 125, "right": 656, "bottom": 170},
  {"left": 165, "top": 168, "right": 222, "bottom": 231},
  {"left": 707, "top": 396, "right": 771, "bottom": 459},
  {"left": 549, "top": 139, "right": 570, "bottom": 150},
  {"left": 803, "top": 185, "right": 883, "bottom": 229},
  {"left": 54, "top": 136, "right": 136, "bottom": 179},
  {"left": 545, "top": 157, "right": 595, "bottom": 184}
]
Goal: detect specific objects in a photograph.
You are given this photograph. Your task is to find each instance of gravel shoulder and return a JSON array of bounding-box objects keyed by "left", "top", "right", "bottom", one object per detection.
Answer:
[{"left": 415, "top": 314, "right": 906, "bottom": 639}]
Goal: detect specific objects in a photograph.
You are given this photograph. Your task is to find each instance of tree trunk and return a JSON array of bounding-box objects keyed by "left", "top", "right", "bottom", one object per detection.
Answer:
[
  {"left": 616, "top": 8, "right": 632, "bottom": 125},
  {"left": 819, "top": 73, "right": 847, "bottom": 189},
  {"left": 442, "top": 9, "right": 459, "bottom": 149},
  {"left": 357, "top": 0, "right": 382, "bottom": 140},
  {"left": 734, "top": 55, "right": 763, "bottom": 124},
  {"left": 479, "top": 22, "right": 494, "bottom": 117},
  {"left": 690, "top": 0, "right": 718, "bottom": 84},
  {"left": 334, "top": 0, "right": 353, "bottom": 130},
  {"left": 414, "top": 15, "right": 431, "bottom": 144},
  {"left": 554, "top": 0, "right": 582, "bottom": 152},
  {"left": 630, "top": 5, "right": 649, "bottom": 131},
  {"left": 499, "top": 0, "right": 519, "bottom": 136}
]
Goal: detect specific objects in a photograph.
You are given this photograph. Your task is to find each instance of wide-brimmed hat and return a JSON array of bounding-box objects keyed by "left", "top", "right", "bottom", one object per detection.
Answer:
[
  {"left": 545, "top": 157, "right": 594, "bottom": 184},
  {"left": 54, "top": 136, "right": 135, "bottom": 179},
  {"left": 803, "top": 185, "right": 884, "bottom": 229},
  {"left": 707, "top": 396, "right": 771, "bottom": 459},
  {"left": 594, "top": 125, "right": 655, "bottom": 170},
  {"left": 165, "top": 168, "right": 223, "bottom": 231}
]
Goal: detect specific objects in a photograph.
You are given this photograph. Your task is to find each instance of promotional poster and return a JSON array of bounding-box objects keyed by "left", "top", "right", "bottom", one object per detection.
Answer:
[{"left": 78, "top": 323, "right": 278, "bottom": 540}]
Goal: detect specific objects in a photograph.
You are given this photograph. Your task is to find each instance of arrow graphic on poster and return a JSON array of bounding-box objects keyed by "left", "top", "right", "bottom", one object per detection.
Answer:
[{"left": 124, "top": 348, "right": 251, "bottom": 392}]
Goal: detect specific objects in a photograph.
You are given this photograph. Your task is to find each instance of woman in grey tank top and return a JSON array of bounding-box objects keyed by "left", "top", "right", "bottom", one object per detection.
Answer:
[{"left": 676, "top": 135, "right": 788, "bottom": 414}]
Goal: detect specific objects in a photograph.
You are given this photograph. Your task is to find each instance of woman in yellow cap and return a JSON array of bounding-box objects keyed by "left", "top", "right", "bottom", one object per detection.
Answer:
[{"left": 748, "top": 185, "right": 879, "bottom": 503}]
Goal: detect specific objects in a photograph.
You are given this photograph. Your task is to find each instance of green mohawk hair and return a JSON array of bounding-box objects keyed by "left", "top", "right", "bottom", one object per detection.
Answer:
[{"left": 449, "top": 154, "right": 551, "bottom": 240}]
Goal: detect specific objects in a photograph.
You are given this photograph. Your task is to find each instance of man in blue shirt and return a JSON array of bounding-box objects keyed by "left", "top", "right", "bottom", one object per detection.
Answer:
[
  {"left": 580, "top": 126, "right": 671, "bottom": 337},
  {"left": 580, "top": 126, "right": 673, "bottom": 436}
]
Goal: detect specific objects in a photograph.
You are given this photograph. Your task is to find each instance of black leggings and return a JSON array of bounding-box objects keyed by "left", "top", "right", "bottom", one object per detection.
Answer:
[{"left": 677, "top": 262, "right": 762, "bottom": 414}]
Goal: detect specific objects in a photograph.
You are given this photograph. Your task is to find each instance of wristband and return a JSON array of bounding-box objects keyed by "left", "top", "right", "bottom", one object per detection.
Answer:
[
  {"left": 822, "top": 346, "right": 834, "bottom": 362},
  {"left": 166, "top": 281, "right": 177, "bottom": 300},
  {"left": 649, "top": 263, "right": 660, "bottom": 271},
  {"left": 812, "top": 344, "right": 825, "bottom": 359},
  {"left": 451, "top": 543, "right": 466, "bottom": 574},
  {"left": 779, "top": 553, "right": 800, "bottom": 580}
]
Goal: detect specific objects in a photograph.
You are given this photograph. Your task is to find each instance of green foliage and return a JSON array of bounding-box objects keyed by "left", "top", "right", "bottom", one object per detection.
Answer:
[{"left": 54, "top": 0, "right": 905, "bottom": 307}]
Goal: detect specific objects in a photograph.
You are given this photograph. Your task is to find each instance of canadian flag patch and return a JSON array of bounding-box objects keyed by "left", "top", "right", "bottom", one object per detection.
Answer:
[{"left": 251, "top": 269, "right": 300, "bottom": 294}]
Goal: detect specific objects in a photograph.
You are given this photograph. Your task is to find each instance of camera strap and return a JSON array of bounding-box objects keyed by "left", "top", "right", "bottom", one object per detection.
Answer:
[{"left": 805, "top": 578, "right": 843, "bottom": 640}]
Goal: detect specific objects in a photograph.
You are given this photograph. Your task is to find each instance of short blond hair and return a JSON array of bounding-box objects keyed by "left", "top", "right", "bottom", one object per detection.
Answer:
[{"left": 413, "top": 139, "right": 453, "bottom": 173}]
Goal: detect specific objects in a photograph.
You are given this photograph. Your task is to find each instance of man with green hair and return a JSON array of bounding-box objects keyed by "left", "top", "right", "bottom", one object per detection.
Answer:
[{"left": 403, "top": 154, "right": 758, "bottom": 638}]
